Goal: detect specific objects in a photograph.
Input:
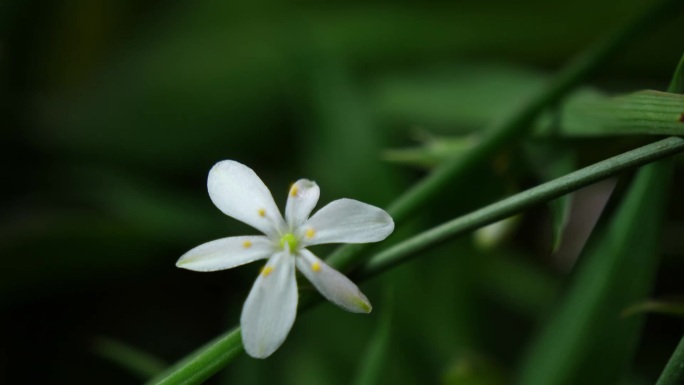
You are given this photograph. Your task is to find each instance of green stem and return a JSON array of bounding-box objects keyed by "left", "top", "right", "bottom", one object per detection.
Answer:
[
  {"left": 359, "top": 136, "right": 684, "bottom": 278},
  {"left": 656, "top": 335, "right": 684, "bottom": 385},
  {"left": 145, "top": 328, "right": 242, "bottom": 385},
  {"left": 325, "top": 0, "right": 682, "bottom": 270}
]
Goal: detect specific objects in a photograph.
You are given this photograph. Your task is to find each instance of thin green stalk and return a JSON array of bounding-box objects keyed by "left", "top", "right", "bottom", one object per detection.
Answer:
[
  {"left": 359, "top": 137, "right": 684, "bottom": 278},
  {"left": 145, "top": 328, "right": 242, "bottom": 385},
  {"left": 656, "top": 335, "right": 684, "bottom": 385},
  {"left": 325, "top": 0, "right": 682, "bottom": 270}
]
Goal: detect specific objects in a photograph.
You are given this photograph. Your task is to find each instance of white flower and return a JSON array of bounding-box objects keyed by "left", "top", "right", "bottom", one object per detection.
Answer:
[{"left": 176, "top": 160, "right": 394, "bottom": 358}]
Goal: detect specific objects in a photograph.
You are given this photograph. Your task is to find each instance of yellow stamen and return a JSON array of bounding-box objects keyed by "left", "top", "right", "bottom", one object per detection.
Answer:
[
  {"left": 242, "top": 240, "right": 252, "bottom": 249},
  {"left": 305, "top": 228, "right": 315, "bottom": 239},
  {"left": 290, "top": 184, "right": 299, "bottom": 197},
  {"left": 312, "top": 262, "right": 321, "bottom": 272},
  {"left": 261, "top": 265, "right": 274, "bottom": 276},
  {"left": 258, "top": 208, "right": 266, "bottom": 217}
]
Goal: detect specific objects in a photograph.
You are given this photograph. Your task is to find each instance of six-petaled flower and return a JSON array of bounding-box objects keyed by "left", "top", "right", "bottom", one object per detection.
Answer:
[{"left": 176, "top": 160, "right": 394, "bottom": 358}]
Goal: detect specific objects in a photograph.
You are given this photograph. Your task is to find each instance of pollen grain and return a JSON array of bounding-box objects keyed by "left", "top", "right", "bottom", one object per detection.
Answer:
[
  {"left": 305, "top": 228, "right": 315, "bottom": 239},
  {"left": 261, "top": 265, "right": 274, "bottom": 276},
  {"left": 312, "top": 262, "right": 321, "bottom": 272},
  {"left": 258, "top": 208, "right": 266, "bottom": 217},
  {"left": 242, "top": 240, "right": 252, "bottom": 249}
]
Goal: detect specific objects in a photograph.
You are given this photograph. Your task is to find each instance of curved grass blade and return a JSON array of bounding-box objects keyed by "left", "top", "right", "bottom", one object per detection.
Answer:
[{"left": 655, "top": 335, "right": 684, "bottom": 385}]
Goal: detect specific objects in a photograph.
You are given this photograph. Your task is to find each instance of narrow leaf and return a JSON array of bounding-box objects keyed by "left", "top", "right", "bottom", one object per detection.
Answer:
[
  {"left": 514, "top": 159, "right": 672, "bottom": 385},
  {"left": 655, "top": 335, "right": 684, "bottom": 385},
  {"left": 546, "top": 90, "right": 684, "bottom": 136}
]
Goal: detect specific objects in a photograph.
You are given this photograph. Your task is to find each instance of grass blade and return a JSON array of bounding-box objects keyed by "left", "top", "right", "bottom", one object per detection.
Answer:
[{"left": 655, "top": 336, "right": 684, "bottom": 385}]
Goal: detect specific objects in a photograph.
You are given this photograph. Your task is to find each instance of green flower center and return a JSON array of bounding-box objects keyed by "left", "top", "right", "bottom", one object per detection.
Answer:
[{"left": 279, "top": 233, "right": 298, "bottom": 251}]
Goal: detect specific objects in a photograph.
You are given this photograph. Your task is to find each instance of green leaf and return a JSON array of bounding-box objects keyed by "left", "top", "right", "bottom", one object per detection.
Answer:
[
  {"left": 514, "top": 159, "right": 672, "bottom": 385},
  {"left": 655, "top": 336, "right": 684, "bottom": 385},
  {"left": 91, "top": 336, "right": 167, "bottom": 379},
  {"left": 542, "top": 90, "right": 684, "bottom": 136}
]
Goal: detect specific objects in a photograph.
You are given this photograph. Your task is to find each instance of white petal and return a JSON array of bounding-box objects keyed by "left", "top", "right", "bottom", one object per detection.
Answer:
[
  {"left": 176, "top": 236, "right": 274, "bottom": 272},
  {"left": 296, "top": 249, "right": 371, "bottom": 313},
  {"left": 241, "top": 250, "right": 298, "bottom": 358},
  {"left": 299, "top": 198, "right": 394, "bottom": 246},
  {"left": 285, "top": 179, "right": 320, "bottom": 229},
  {"left": 207, "top": 160, "right": 285, "bottom": 237}
]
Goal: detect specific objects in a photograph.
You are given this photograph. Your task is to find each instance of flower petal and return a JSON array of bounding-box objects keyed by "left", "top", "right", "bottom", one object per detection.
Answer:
[
  {"left": 299, "top": 198, "right": 394, "bottom": 246},
  {"left": 241, "top": 250, "right": 298, "bottom": 358},
  {"left": 296, "top": 249, "right": 371, "bottom": 313},
  {"left": 208, "top": 160, "right": 285, "bottom": 237},
  {"left": 176, "top": 236, "right": 273, "bottom": 272},
  {"left": 285, "top": 179, "right": 320, "bottom": 229}
]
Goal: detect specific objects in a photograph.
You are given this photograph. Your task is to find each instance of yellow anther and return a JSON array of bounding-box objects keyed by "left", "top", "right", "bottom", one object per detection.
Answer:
[
  {"left": 311, "top": 262, "right": 321, "bottom": 272},
  {"left": 290, "top": 184, "right": 299, "bottom": 197},
  {"left": 305, "top": 228, "right": 315, "bottom": 239},
  {"left": 261, "top": 265, "right": 274, "bottom": 277},
  {"left": 242, "top": 240, "right": 252, "bottom": 249},
  {"left": 258, "top": 208, "right": 266, "bottom": 217}
]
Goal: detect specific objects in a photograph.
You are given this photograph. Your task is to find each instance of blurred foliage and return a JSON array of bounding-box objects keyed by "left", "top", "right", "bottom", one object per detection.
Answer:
[{"left": 2, "top": 0, "right": 684, "bottom": 384}]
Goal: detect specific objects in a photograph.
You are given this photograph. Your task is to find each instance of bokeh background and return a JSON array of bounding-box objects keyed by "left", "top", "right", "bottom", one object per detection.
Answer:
[{"left": 2, "top": 0, "right": 684, "bottom": 384}]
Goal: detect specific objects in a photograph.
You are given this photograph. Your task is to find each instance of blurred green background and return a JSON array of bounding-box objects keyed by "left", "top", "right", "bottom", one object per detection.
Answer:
[{"left": 2, "top": 0, "right": 684, "bottom": 384}]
